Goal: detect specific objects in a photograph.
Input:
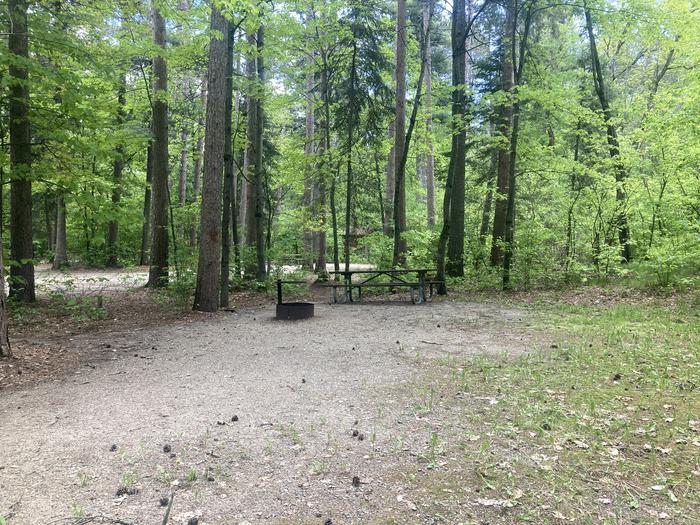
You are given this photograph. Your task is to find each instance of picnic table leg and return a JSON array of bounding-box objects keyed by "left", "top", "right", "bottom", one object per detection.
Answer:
[{"left": 418, "top": 272, "right": 426, "bottom": 303}]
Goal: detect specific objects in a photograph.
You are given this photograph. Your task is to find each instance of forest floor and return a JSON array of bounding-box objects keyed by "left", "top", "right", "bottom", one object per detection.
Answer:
[{"left": 0, "top": 271, "right": 698, "bottom": 525}]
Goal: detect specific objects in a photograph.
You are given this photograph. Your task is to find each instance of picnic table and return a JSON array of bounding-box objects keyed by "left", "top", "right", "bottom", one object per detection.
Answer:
[{"left": 326, "top": 268, "right": 443, "bottom": 304}]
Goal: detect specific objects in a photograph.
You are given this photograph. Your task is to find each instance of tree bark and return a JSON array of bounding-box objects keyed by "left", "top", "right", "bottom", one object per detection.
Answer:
[
  {"left": 502, "top": 0, "right": 533, "bottom": 289},
  {"left": 52, "top": 195, "right": 68, "bottom": 269},
  {"left": 45, "top": 196, "right": 56, "bottom": 253},
  {"left": 303, "top": 31, "right": 316, "bottom": 270},
  {"left": 0, "top": 194, "right": 10, "bottom": 356},
  {"left": 384, "top": 119, "right": 395, "bottom": 236},
  {"left": 344, "top": 42, "right": 357, "bottom": 272},
  {"left": 178, "top": 129, "right": 189, "bottom": 207},
  {"left": 147, "top": 4, "right": 169, "bottom": 287},
  {"left": 423, "top": 1, "right": 435, "bottom": 227},
  {"left": 490, "top": 0, "right": 515, "bottom": 266},
  {"left": 193, "top": 7, "right": 227, "bottom": 312},
  {"left": 8, "top": 0, "right": 35, "bottom": 302},
  {"left": 444, "top": 0, "right": 467, "bottom": 277},
  {"left": 220, "top": 22, "right": 236, "bottom": 307},
  {"left": 392, "top": 0, "right": 408, "bottom": 266},
  {"left": 315, "top": 65, "right": 331, "bottom": 280},
  {"left": 393, "top": 9, "right": 431, "bottom": 269},
  {"left": 106, "top": 73, "right": 127, "bottom": 267},
  {"left": 190, "top": 86, "right": 206, "bottom": 247},
  {"left": 330, "top": 164, "right": 340, "bottom": 273},
  {"left": 584, "top": 5, "right": 632, "bottom": 262},
  {"left": 140, "top": 141, "right": 153, "bottom": 265},
  {"left": 254, "top": 26, "right": 267, "bottom": 280},
  {"left": 243, "top": 32, "right": 257, "bottom": 271}
]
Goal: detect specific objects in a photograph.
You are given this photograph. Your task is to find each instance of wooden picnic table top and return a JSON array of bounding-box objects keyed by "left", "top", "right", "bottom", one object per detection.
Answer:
[{"left": 327, "top": 268, "right": 434, "bottom": 275}]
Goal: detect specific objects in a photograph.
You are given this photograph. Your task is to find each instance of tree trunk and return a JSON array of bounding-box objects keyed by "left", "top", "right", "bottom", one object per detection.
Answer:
[
  {"left": 45, "top": 196, "right": 56, "bottom": 253},
  {"left": 0, "top": 196, "right": 10, "bottom": 357},
  {"left": 178, "top": 129, "right": 189, "bottom": 207},
  {"left": 344, "top": 42, "right": 357, "bottom": 272},
  {"left": 490, "top": 0, "right": 515, "bottom": 266},
  {"left": 253, "top": 26, "right": 267, "bottom": 281},
  {"left": 190, "top": 87, "right": 206, "bottom": 247},
  {"left": 393, "top": 9, "right": 431, "bottom": 269},
  {"left": 193, "top": 7, "right": 228, "bottom": 312},
  {"left": 315, "top": 65, "right": 331, "bottom": 280},
  {"left": 243, "top": 31, "right": 258, "bottom": 272},
  {"left": 0, "top": 152, "right": 7, "bottom": 356},
  {"left": 52, "top": 195, "right": 68, "bottom": 269},
  {"left": 445, "top": 0, "right": 467, "bottom": 277},
  {"left": 330, "top": 165, "right": 340, "bottom": 273},
  {"left": 8, "top": 0, "right": 35, "bottom": 302},
  {"left": 303, "top": 40, "right": 316, "bottom": 270},
  {"left": 502, "top": 0, "right": 533, "bottom": 289},
  {"left": 584, "top": 5, "right": 632, "bottom": 262},
  {"left": 423, "top": 1, "right": 435, "bottom": 227},
  {"left": 478, "top": 145, "right": 497, "bottom": 261},
  {"left": 220, "top": 22, "right": 236, "bottom": 307},
  {"left": 106, "top": 73, "right": 127, "bottom": 268},
  {"left": 140, "top": 142, "right": 153, "bottom": 266},
  {"left": 384, "top": 119, "right": 395, "bottom": 236},
  {"left": 392, "top": 0, "right": 408, "bottom": 266},
  {"left": 147, "top": 5, "right": 169, "bottom": 287}
]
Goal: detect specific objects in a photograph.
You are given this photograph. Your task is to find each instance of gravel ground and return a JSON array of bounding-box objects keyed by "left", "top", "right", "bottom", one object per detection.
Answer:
[{"left": 0, "top": 300, "right": 527, "bottom": 525}]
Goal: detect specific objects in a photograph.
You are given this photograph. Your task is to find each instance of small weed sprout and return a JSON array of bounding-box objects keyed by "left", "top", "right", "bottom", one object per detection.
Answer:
[
  {"left": 120, "top": 470, "right": 139, "bottom": 487},
  {"left": 185, "top": 467, "right": 197, "bottom": 482},
  {"left": 77, "top": 471, "right": 89, "bottom": 487}
]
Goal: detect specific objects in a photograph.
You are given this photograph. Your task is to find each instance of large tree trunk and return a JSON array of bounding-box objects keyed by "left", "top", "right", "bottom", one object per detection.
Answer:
[
  {"left": 490, "top": 0, "right": 515, "bottom": 266},
  {"left": 193, "top": 8, "right": 228, "bottom": 312},
  {"left": 423, "top": 2, "right": 435, "bottom": 228},
  {"left": 140, "top": 141, "right": 153, "bottom": 265},
  {"left": 392, "top": 0, "right": 408, "bottom": 266},
  {"left": 584, "top": 6, "right": 632, "bottom": 262},
  {"left": 220, "top": 22, "right": 236, "bottom": 307},
  {"left": 106, "top": 74, "right": 127, "bottom": 268},
  {"left": 8, "top": 0, "right": 35, "bottom": 302},
  {"left": 147, "top": 5, "right": 169, "bottom": 287},
  {"left": 253, "top": 26, "right": 267, "bottom": 281},
  {"left": 52, "top": 195, "right": 68, "bottom": 269},
  {"left": 444, "top": 0, "right": 467, "bottom": 277}
]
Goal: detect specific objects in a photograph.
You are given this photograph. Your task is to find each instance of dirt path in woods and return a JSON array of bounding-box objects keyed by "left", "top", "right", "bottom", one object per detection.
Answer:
[{"left": 0, "top": 298, "right": 534, "bottom": 525}]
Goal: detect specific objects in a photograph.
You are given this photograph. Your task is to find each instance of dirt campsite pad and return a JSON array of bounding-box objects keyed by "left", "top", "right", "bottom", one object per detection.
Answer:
[{"left": 0, "top": 300, "right": 529, "bottom": 524}]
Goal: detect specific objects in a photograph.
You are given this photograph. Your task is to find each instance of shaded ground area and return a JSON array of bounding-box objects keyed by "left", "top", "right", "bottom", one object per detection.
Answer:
[{"left": 0, "top": 299, "right": 529, "bottom": 524}]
